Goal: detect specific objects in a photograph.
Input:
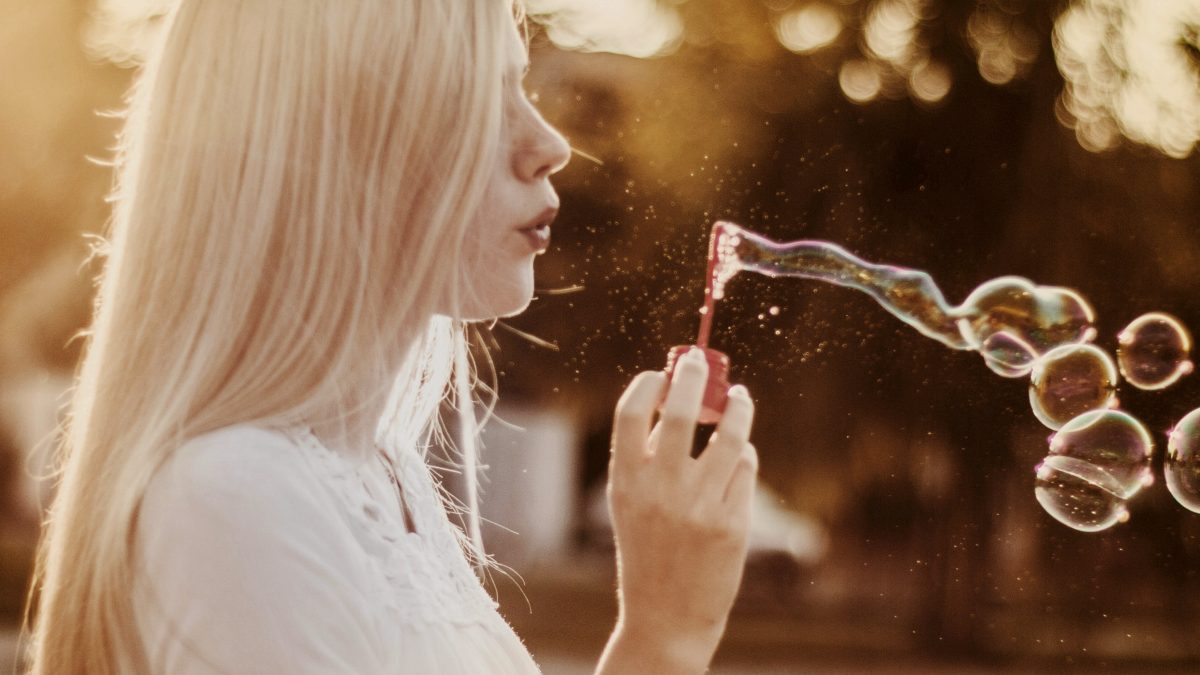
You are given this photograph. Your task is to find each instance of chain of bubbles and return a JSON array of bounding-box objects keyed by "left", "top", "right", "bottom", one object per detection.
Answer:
[{"left": 711, "top": 221, "right": 1199, "bottom": 532}]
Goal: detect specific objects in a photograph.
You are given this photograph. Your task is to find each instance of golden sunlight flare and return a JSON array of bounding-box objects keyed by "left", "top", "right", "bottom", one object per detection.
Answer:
[
  {"left": 864, "top": 0, "right": 923, "bottom": 70},
  {"left": 86, "top": 0, "right": 687, "bottom": 64},
  {"left": 84, "top": 0, "right": 174, "bottom": 66},
  {"left": 839, "top": 58, "right": 883, "bottom": 103},
  {"left": 966, "top": 1, "right": 1039, "bottom": 86},
  {"left": 1054, "top": 0, "right": 1200, "bottom": 158},
  {"left": 775, "top": 3, "right": 844, "bottom": 55},
  {"left": 525, "top": 0, "right": 684, "bottom": 58},
  {"left": 908, "top": 59, "right": 952, "bottom": 104},
  {"left": 829, "top": 0, "right": 953, "bottom": 106}
]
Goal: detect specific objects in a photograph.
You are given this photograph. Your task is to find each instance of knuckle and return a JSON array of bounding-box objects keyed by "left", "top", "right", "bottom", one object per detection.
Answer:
[
  {"left": 683, "top": 507, "right": 712, "bottom": 533},
  {"left": 718, "top": 517, "right": 746, "bottom": 542},
  {"left": 614, "top": 407, "right": 649, "bottom": 429},
  {"left": 641, "top": 497, "right": 671, "bottom": 522},
  {"left": 608, "top": 490, "right": 632, "bottom": 515},
  {"left": 738, "top": 450, "right": 759, "bottom": 474},
  {"left": 658, "top": 408, "right": 694, "bottom": 430},
  {"left": 704, "top": 515, "right": 737, "bottom": 542}
]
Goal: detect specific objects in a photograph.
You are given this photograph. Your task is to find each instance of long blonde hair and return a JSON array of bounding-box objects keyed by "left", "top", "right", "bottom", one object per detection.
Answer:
[{"left": 23, "top": 1, "right": 516, "bottom": 672}]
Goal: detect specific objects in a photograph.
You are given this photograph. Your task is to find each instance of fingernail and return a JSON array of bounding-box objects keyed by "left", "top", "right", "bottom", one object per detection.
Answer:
[
  {"left": 728, "top": 384, "right": 749, "bottom": 398},
  {"left": 687, "top": 347, "right": 706, "bottom": 362}
]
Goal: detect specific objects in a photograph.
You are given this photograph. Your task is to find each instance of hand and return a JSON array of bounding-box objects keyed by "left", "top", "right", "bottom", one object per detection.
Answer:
[{"left": 598, "top": 348, "right": 758, "bottom": 674}]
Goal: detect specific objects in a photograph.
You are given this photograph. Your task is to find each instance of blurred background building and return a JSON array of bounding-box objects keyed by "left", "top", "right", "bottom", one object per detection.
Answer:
[{"left": 3, "top": 0, "right": 1200, "bottom": 672}]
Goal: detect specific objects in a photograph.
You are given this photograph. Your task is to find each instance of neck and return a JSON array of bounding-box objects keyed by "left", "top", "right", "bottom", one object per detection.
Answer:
[
  {"left": 307, "top": 386, "right": 387, "bottom": 465},
  {"left": 307, "top": 326, "right": 426, "bottom": 463}
]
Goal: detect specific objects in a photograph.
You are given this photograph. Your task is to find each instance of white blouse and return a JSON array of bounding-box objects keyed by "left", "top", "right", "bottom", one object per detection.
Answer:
[{"left": 133, "top": 423, "right": 542, "bottom": 674}]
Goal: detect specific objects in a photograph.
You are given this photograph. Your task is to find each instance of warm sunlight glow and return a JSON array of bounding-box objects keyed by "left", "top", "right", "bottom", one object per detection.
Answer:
[
  {"left": 1054, "top": 0, "right": 1200, "bottom": 157},
  {"left": 966, "top": 1, "right": 1039, "bottom": 86},
  {"left": 86, "top": 0, "right": 687, "bottom": 64},
  {"left": 775, "top": 3, "right": 844, "bottom": 55},
  {"left": 863, "top": 0, "right": 922, "bottom": 70},
  {"left": 839, "top": 59, "right": 883, "bottom": 103},
  {"left": 908, "top": 59, "right": 952, "bottom": 104},
  {"left": 526, "top": 0, "right": 685, "bottom": 58},
  {"left": 84, "top": 0, "right": 174, "bottom": 66}
]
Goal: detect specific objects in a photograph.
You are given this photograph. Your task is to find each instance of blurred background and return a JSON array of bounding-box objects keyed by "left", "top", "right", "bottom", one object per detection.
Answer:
[{"left": 4, "top": 0, "right": 1200, "bottom": 672}]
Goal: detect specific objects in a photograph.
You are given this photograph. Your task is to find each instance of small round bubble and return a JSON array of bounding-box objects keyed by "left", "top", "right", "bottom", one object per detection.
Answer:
[
  {"left": 1166, "top": 407, "right": 1200, "bottom": 514},
  {"left": 1117, "top": 312, "right": 1193, "bottom": 391},
  {"left": 1048, "top": 409, "right": 1154, "bottom": 498},
  {"left": 1035, "top": 455, "right": 1130, "bottom": 532},
  {"left": 1029, "top": 344, "right": 1118, "bottom": 429}
]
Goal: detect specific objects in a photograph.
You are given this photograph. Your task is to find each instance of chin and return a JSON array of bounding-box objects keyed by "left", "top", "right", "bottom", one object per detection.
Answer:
[{"left": 455, "top": 271, "right": 535, "bottom": 321}]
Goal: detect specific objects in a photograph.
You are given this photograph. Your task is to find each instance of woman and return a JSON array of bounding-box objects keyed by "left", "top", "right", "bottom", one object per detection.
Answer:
[{"left": 24, "top": 1, "right": 759, "bottom": 673}]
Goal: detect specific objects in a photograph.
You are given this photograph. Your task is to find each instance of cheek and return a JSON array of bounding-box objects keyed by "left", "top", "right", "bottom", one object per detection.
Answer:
[{"left": 449, "top": 218, "right": 536, "bottom": 320}]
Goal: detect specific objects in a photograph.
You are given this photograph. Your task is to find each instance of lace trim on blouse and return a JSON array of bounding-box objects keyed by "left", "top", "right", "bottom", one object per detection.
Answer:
[{"left": 284, "top": 426, "right": 502, "bottom": 628}]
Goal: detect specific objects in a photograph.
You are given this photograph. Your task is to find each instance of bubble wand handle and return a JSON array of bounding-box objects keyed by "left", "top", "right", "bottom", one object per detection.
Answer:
[{"left": 696, "top": 222, "right": 724, "bottom": 348}]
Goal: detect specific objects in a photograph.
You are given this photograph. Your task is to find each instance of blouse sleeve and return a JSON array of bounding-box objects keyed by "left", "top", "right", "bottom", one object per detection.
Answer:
[{"left": 133, "top": 426, "right": 387, "bottom": 675}]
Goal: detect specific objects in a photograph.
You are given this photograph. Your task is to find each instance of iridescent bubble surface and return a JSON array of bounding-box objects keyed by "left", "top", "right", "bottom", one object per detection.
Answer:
[
  {"left": 1047, "top": 409, "right": 1154, "bottom": 498},
  {"left": 1035, "top": 455, "right": 1130, "bottom": 533},
  {"left": 955, "top": 277, "right": 1097, "bottom": 378},
  {"left": 710, "top": 221, "right": 1097, "bottom": 377},
  {"left": 1117, "top": 312, "right": 1193, "bottom": 391},
  {"left": 1166, "top": 407, "right": 1200, "bottom": 514},
  {"left": 1034, "top": 409, "right": 1153, "bottom": 532},
  {"left": 979, "top": 332, "right": 1038, "bottom": 378},
  {"left": 719, "top": 224, "right": 970, "bottom": 349},
  {"left": 1029, "top": 344, "right": 1118, "bottom": 430}
]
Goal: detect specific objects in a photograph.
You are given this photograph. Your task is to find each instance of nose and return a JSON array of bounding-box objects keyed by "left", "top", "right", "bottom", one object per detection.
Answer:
[{"left": 516, "top": 115, "right": 572, "bottom": 183}]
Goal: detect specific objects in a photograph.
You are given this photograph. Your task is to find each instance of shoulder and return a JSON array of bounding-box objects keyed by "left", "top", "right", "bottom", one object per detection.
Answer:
[
  {"left": 157, "top": 423, "right": 304, "bottom": 489},
  {"left": 144, "top": 424, "right": 319, "bottom": 514},
  {"left": 134, "top": 424, "right": 390, "bottom": 671},
  {"left": 137, "top": 423, "right": 344, "bottom": 558}
]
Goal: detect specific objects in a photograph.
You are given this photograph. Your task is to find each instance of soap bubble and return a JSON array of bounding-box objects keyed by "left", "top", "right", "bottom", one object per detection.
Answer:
[
  {"left": 1117, "top": 312, "right": 1193, "bottom": 391},
  {"left": 956, "top": 277, "right": 1097, "bottom": 378},
  {"left": 719, "top": 224, "right": 1099, "bottom": 365},
  {"left": 1034, "top": 409, "right": 1153, "bottom": 532},
  {"left": 1048, "top": 409, "right": 1154, "bottom": 495},
  {"left": 1035, "top": 455, "right": 1130, "bottom": 533},
  {"left": 1029, "top": 344, "right": 1118, "bottom": 430},
  {"left": 979, "top": 332, "right": 1038, "bottom": 378},
  {"left": 1166, "top": 407, "right": 1200, "bottom": 514}
]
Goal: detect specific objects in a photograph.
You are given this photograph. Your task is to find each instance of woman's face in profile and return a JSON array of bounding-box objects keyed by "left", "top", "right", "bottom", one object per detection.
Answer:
[{"left": 454, "top": 21, "right": 571, "bottom": 321}]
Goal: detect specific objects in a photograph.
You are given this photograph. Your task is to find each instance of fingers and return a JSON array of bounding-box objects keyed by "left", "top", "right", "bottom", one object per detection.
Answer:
[
  {"left": 611, "top": 371, "right": 668, "bottom": 477},
  {"left": 697, "top": 385, "right": 755, "bottom": 494},
  {"left": 723, "top": 442, "right": 759, "bottom": 513},
  {"left": 656, "top": 349, "right": 709, "bottom": 467}
]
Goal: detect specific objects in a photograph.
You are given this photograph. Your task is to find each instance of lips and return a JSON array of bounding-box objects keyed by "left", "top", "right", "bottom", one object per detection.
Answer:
[{"left": 517, "top": 206, "right": 558, "bottom": 254}]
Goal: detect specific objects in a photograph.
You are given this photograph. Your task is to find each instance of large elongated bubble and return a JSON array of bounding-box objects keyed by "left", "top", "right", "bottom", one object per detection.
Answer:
[{"left": 712, "top": 222, "right": 1097, "bottom": 376}]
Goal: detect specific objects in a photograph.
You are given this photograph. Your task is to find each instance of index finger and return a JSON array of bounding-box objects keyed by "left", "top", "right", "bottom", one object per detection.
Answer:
[{"left": 611, "top": 371, "right": 668, "bottom": 478}]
